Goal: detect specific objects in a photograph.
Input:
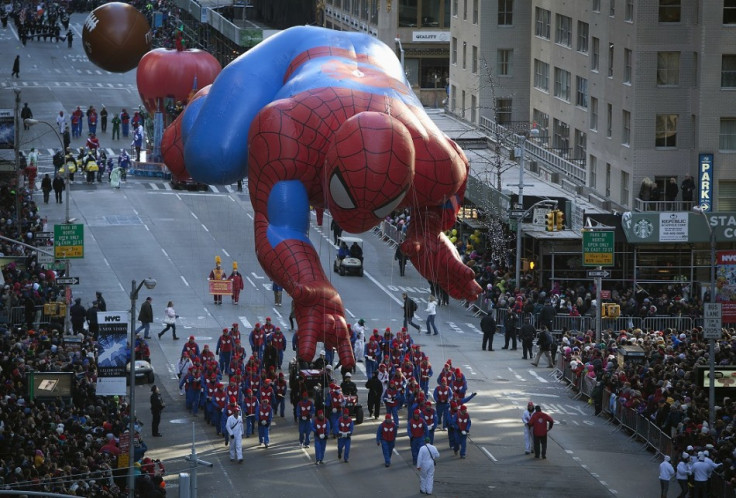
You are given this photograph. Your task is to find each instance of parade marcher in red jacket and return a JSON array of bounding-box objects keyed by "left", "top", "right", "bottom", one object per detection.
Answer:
[
  {"left": 527, "top": 405, "right": 554, "bottom": 459},
  {"left": 451, "top": 404, "right": 471, "bottom": 458},
  {"left": 242, "top": 389, "right": 259, "bottom": 438},
  {"left": 376, "top": 413, "right": 398, "bottom": 467},
  {"left": 216, "top": 328, "right": 234, "bottom": 375},
  {"left": 229, "top": 261, "right": 244, "bottom": 304},
  {"left": 407, "top": 408, "right": 428, "bottom": 465}
]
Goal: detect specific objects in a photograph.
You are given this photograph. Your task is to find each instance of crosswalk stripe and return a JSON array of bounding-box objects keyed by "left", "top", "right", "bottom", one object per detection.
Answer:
[{"left": 209, "top": 185, "right": 219, "bottom": 193}]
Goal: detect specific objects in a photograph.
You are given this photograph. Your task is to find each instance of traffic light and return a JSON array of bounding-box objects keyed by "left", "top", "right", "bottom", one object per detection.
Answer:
[
  {"left": 555, "top": 210, "right": 565, "bottom": 231},
  {"left": 545, "top": 211, "right": 555, "bottom": 231}
]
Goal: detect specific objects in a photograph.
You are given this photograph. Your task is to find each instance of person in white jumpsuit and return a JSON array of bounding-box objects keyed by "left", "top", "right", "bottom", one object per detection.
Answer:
[
  {"left": 417, "top": 436, "right": 440, "bottom": 495},
  {"left": 227, "top": 406, "right": 244, "bottom": 463},
  {"left": 522, "top": 401, "right": 534, "bottom": 455}
]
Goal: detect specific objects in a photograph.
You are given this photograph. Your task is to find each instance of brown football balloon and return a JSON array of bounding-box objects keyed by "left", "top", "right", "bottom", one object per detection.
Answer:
[{"left": 82, "top": 2, "right": 152, "bottom": 73}]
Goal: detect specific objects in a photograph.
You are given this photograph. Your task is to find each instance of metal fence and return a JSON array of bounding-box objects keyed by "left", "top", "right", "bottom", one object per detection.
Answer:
[{"left": 6, "top": 305, "right": 59, "bottom": 330}]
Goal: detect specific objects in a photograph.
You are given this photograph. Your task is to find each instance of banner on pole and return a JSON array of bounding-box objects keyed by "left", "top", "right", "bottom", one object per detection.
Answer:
[{"left": 96, "top": 311, "right": 129, "bottom": 396}]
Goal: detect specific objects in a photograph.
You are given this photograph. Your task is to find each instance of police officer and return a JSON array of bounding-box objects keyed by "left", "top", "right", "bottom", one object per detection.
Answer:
[
  {"left": 480, "top": 312, "right": 496, "bottom": 351},
  {"left": 365, "top": 371, "right": 383, "bottom": 419}
]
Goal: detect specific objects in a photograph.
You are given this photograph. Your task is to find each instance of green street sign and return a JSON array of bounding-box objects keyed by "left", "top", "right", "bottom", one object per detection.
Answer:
[
  {"left": 54, "top": 224, "right": 84, "bottom": 259},
  {"left": 582, "top": 230, "right": 614, "bottom": 267}
]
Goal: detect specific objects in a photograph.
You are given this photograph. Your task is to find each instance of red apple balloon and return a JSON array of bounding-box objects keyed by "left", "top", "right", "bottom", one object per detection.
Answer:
[
  {"left": 136, "top": 47, "right": 221, "bottom": 114},
  {"left": 161, "top": 86, "right": 211, "bottom": 179}
]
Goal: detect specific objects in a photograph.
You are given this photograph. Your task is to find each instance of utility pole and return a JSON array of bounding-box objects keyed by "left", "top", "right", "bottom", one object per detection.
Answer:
[{"left": 13, "top": 89, "right": 21, "bottom": 224}]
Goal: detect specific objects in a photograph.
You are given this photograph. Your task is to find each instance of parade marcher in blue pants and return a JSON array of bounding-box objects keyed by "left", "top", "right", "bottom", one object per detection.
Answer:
[
  {"left": 423, "top": 401, "right": 438, "bottom": 444},
  {"left": 336, "top": 409, "right": 354, "bottom": 463},
  {"left": 312, "top": 410, "right": 330, "bottom": 464},
  {"left": 376, "top": 414, "right": 398, "bottom": 467},
  {"left": 383, "top": 382, "right": 400, "bottom": 425},
  {"left": 242, "top": 389, "right": 259, "bottom": 438},
  {"left": 258, "top": 399, "right": 273, "bottom": 448},
  {"left": 274, "top": 372, "right": 287, "bottom": 417},
  {"left": 433, "top": 378, "right": 452, "bottom": 429},
  {"left": 407, "top": 409, "right": 428, "bottom": 466},
  {"left": 297, "top": 392, "right": 315, "bottom": 448},
  {"left": 451, "top": 404, "right": 472, "bottom": 458}
]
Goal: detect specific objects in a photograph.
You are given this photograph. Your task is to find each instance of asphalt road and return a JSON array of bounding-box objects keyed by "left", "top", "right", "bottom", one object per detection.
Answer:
[{"left": 1, "top": 14, "right": 661, "bottom": 497}]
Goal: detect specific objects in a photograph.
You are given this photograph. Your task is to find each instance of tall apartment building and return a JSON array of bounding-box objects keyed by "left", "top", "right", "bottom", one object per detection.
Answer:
[
  {"left": 451, "top": 0, "right": 736, "bottom": 211},
  {"left": 322, "top": 0, "right": 452, "bottom": 107}
]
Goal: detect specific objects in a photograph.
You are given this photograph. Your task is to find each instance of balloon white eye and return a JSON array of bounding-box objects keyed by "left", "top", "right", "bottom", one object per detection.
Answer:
[
  {"left": 373, "top": 189, "right": 407, "bottom": 219},
  {"left": 329, "top": 172, "right": 356, "bottom": 210}
]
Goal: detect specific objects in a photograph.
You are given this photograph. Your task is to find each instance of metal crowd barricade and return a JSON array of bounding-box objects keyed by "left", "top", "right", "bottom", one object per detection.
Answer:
[
  {"left": 602, "top": 316, "right": 641, "bottom": 331},
  {"left": 642, "top": 316, "right": 693, "bottom": 332},
  {"left": 552, "top": 315, "right": 592, "bottom": 333}
]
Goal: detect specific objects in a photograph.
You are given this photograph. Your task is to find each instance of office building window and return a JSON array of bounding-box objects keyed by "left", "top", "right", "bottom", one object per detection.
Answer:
[
  {"left": 451, "top": 37, "right": 457, "bottom": 64},
  {"left": 399, "top": 0, "right": 451, "bottom": 27},
  {"left": 593, "top": 0, "right": 601, "bottom": 12},
  {"left": 722, "top": 55, "right": 736, "bottom": 88},
  {"left": 589, "top": 155, "right": 597, "bottom": 189},
  {"left": 621, "top": 170, "right": 630, "bottom": 205},
  {"left": 609, "top": 0, "right": 615, "bottom": 16},
  {"left": 532, "top": 109, "right": 549, "bottom": 141},
  {"left": 608, "top": 42, "right": 614, "bottom": 77},
  {"left": 497, "top": 49, "right": 513, "bottom": 76},
  {"left": 470, "top": 94, "right": 477, "bottom": 123},
  {"left": 591, "top": 97, "right": 599, "bottom": 130},
  {"left": 461, "top": 90, "right": 466, "bottom": 118},
  {"left": 577, "top": 21, "right": 589, "bottom": 53},
  {"left": 719, "top": 118, "right": 736, "bottom": 151},
  {"left": 534, "top": 59, "right": 549, "bottom": 91},
  {"left": 574, "top": 129, "right": 587, "bottom": 161},
  {"left": 605, "top": 163, "right": 611, "bottom": 197},
  {"left": 606, "top": 103, "right": 613, "bottom": 137},
  {"left": 725, "top": 0, "right": 736, "bottom": 24},
  {"left": 451, "top": 84, "right": 457, "bottom": 112},
  {"left": 452, "top": 0, "right": 457, "bottom": 16},
  {"left": 576, "top": 76, "right": 588, "bottom": 108},
  {"left": 624, "top": 49, "right": 632, "bottom": 84},
  {"left": 498, "top": 0, "right": 513, "bottom": 25},
  {"left": 462, "top": 42, "right": 467, "bottom": 69},
  {"left": 657, "top": 52, "right": 680, "bottom": 86},
  {"left": 555, "top": 14, "right": 572, "bottom": 47},
  {"left": 554, "top": 67, "right": 571, "bottom": 101},
  {"left": 463, "top": 0, "right": 467, "bottom": 20},
  {"left": 622, "top": 110, "right": 631, "bottom": 145},
  {"left": 625, "top": 0, "right": 634, "bottom": 21},
  {"left": 659, "top": 0, "right": 680, "bottom": 22},
  {"left": 592, "top": 37, "right": 600, "bottom": 71},
  {"left": 473, "top": 0, "right": 478, "bottom": 23},
  {"left": 472, "top": 45, "right": 478, "bottom": 73},
  {"left": 535, "top": 7, "right": 551, "bottom": 39},
  {"left": 553, "top": 118, "right": 570, "bottom": 155},
  {"left": 496, "top": 98, "right": 512, "bottom": 124},
  {"left": 655, "top": 114, "right": 678, "bottom": 148}
]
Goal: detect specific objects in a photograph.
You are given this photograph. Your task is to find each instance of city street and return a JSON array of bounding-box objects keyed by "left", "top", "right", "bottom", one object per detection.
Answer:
[{"left": 1, "top": 14, "right": 661, "bottom": 497}]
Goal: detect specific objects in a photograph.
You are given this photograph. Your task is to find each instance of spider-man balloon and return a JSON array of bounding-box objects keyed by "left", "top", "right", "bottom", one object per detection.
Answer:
[{"left": 172, "top": 26, "right": 482, "bottom": 369}]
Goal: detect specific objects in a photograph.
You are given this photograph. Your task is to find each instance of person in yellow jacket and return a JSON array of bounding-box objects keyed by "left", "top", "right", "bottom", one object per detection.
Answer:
[{"left": 209, "top": 256, "right": 227, "bottom": 305}]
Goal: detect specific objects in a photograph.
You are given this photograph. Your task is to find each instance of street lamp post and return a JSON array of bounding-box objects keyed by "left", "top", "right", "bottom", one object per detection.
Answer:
[
  {"left": 128, "top": 278, "right": 156, "bottom": 497},
  {"left": 513, "top": 128, "right": 540, "bottom": 291},
  {"left": 694, "top": 206, "right": 717, "bottom": 431},
  {"left": 513, "top": 199, "right": 557, "bottom": 295}
]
